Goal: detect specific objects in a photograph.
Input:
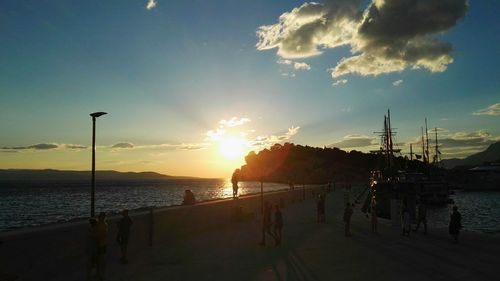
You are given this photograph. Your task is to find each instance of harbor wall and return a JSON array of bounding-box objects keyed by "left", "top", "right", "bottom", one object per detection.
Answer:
[{"left": 0, "top": 185, "right": 327, "bottom": 280}]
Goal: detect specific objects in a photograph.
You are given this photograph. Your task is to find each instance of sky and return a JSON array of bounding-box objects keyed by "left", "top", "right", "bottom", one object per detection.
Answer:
[{"left": 0, "top": 0, "right": 499, "bottom": 178}]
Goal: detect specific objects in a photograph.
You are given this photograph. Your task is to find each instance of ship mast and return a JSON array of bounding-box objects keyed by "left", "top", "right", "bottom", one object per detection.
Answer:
[
  {"left": 434, "top": 127, "right": 440, "bottom": 167},
  {"left": 425, "top": 118, "right": 430, "bottom": 165},
  {"left": 410, "top": 143, "right": 413, "bottom": 161},
  {"left": 421, "top": 127, "right": 426, "bottom": 164}
]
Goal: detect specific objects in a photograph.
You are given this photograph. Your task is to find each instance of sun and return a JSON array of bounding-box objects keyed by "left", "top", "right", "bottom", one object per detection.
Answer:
[{"left": 219, "top": 137, "right": 247, "bottom": 160}]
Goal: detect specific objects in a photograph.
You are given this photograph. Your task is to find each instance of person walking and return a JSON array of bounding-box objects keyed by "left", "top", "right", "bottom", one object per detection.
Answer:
[
  {"left": 85, "top": 218, "right": 98, "bottom": 281},
  {"left": 116, "top": 209, "right": 133, "bottom": 264},
  {"left": 370, "top": 197, "right": 378, "bottom": 234},
  {"left": 273, "top": 204, "right": 283, "bottom": 246},
  {"left": 95, "top": 212, "right": 108, "bottom": 281},
  {"left": 343, "top": 203, "right": 353, "bottom": 237},
  {"left": 401, "top": 206, "right": 411, "bottom": 237},
  {"left": 259, "top": 201, "right": 275, "bottom": 246},
  {"left": 231, "top": 169, "right": 239, "bottom": 198},
  {"left": 414, "top": 200, "right": 427, "bottom": 234},
  {"left": 449, "top": 206, "right": 462, "bottom": 243},
  {"left": 317, "top": 194, "right": 326, "bottom": 223}
]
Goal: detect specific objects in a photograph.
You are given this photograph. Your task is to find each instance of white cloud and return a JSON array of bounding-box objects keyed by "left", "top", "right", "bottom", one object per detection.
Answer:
[
  {"left": 219, "top": 117, "right": 251, "bottom": 128},
  {"left": 146, "top": 0, "right": 157, "bottom": 10},
  {"left": 257, "top": 0, "right": 468, "bottom": 79},
  {"left": 206, "top": 117, "right": 300, "bottom": 150},
  {"left": 473, "top": 103, "right": 500, "bottom": 116},
  {"left": 277, "top": 59, "right": 293, "bottom": 65},
  {"left": 252, "top": 127, "right": 301, "bottom": 148},
  {"left": 293, "top": 62, "right": 311, "bottom": 70},
  {"left": 332, "top": 79, "right": 348, "bottom": 86},
  {"left": 392, "top": 79, "right": 403, "bottom": 86},
  {"left": 278, "top": 59, "right": 311, "bottom": 71}
]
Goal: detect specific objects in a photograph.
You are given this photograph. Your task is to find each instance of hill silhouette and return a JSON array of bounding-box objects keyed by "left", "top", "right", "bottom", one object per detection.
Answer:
[
  {"left": 441, "top": 141, "right": 500, "bottom": 169},
  {"left": 0, "top": 169, "right": 198, "bottom": 183},
  {"left": 234, "top": 143, "right": 427, "bottom": 184}
]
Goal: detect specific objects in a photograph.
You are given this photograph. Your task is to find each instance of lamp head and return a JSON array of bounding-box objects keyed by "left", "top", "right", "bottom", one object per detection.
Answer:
[{"left": 90, "top": 112, "right": 108, "bottom": 118}]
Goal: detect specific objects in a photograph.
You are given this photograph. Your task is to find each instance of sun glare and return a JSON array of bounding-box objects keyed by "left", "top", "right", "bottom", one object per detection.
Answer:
[{"left": 219, "top": 137, "right": 247, "bottom": 160}]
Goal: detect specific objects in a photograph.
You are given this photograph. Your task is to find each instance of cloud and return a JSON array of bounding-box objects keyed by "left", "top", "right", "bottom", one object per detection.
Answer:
[
  {"left": 294, "top": 62, "right": 311, "bottom": 70},
  {"left": 329, "top": 134, "right": 377, "bottom": 149},
  {"left": 392, "top": 79, "right": 403, "bottom": 86},
  {"left": 206, "top": 117, "right": 300, "bottom": 150},
  {"left": 252, "top": 127, "right": 301, "bottom": 148},
  {"left": 277, "top": 59, "right": 293, "bottom": 65},
  {"left": 219, "top": 117, "right": 251, "bottom": 128},
  {"left": 407, "top": 129, "right": 499, "bottom": 159},
  {"left": 277, "top": 59, "right": 311, "bottom": 71},
  {"left": 64, "top": 144, "right": 88, "bottom": 150},
  {"left": 332, "top": 79, "right": 348, "bottom": 86},
  {"left": 281, "top": 72, "right": 296, "bottom": 77},
  {"left": 111, "top": 142, "right": 134, "bottom": 149},
  {"left": 2, "top": 143, "right": 59, "bottom": 150},
  {"left": 257, "top": 0, "right": 468, "bottom": 79},
  {"left": 111, "top": 142, "right": 208, "bottom": 151},
  {"left": 473, "top": 103, "right": 500, "bottom": 116},
  {"left": 146, "top": 0, "right": 157, "bottom": 10}
]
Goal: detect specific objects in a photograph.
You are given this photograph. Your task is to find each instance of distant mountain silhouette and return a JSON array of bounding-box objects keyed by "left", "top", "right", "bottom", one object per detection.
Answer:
[
  {"left": 0, "top": 169, "right": 198, "bottom": 182},
  {"left": 441, "top": 141, "right": 500, "bottom": 169}
]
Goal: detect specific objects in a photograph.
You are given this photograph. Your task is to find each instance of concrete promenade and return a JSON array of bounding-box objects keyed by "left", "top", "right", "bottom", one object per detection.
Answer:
[
  {"left": 1, "top": 187, "right": 499, "bottom": 281},
  {"left": 106, "top": 189, "right": 498, "bottom": 281}
]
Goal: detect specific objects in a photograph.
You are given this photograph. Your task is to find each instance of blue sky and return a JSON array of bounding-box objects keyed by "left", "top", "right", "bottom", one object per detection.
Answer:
[{"left": 0, "top": 0, "right": 498, "bottom": 177}]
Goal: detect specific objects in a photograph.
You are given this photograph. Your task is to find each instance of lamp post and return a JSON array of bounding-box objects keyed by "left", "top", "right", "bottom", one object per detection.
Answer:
[{"left": 90, "top": 111, "right": 107, "bottom": 217}]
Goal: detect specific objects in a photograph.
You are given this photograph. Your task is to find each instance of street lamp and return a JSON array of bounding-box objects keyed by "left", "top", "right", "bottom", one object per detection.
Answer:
[{"left": 90, "top": 111, "right": 107, "bottom": 217}]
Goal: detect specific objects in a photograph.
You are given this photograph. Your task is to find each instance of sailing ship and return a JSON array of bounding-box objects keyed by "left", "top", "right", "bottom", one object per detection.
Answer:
[{"left": 366, "top": 110, "right": 450, "bottom": 220}]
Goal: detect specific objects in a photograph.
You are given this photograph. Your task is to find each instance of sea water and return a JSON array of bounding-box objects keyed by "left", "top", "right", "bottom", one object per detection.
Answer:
[
  {"left": 0, "top": 179, "right": 289, "bottom": 232},
  {"left": 1, "top": 181, "right": 499, "bottom": 234}
]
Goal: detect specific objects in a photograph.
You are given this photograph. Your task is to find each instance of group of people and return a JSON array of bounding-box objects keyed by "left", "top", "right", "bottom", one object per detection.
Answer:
[
  {"left": 402, "top": 201, "right": 463, "bottom": 243},
  {"left": 260, "top": 201, "right": 283, "bottom": 246},
  {"left": 344, "top": 195, "right": 463, "bottom": 243},
  {"left": 86, "top": 210, "right": 132, "bottom": 281}
]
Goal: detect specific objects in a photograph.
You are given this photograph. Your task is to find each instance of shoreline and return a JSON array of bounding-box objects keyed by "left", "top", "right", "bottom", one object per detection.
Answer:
[{"left": 0, "top": 185, "right": 300, "bottom": 236}]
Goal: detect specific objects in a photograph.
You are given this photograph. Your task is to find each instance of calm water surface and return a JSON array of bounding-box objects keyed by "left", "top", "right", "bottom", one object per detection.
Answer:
[
  {"left": 426, "top": 190, "right": 500, "bottom": 234},
  {"left": 1, "top": 181, "right": 499, "bottom": 234},
  {"left": 0, "top": 179, "right": 289, "bottom": 232}
]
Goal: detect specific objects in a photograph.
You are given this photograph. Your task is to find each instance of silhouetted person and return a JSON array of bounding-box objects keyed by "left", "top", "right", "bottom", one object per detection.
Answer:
[
  {"left": 401, "top": 206, "right": 411, "bottom": 237},
  {"left": 182, "top": 189, "right": 196, "bottom": 205},
  {"left": 449, "top": 206, "right": 462, "bottom": 243},
  {"left": 231, "top": 170, "right": 239, "bottom": 198},
  {"left": 86, "top": 218, "right": 98, "bottom": 281},
  {"left": 116, "top": 209, "right": 132, "bottom": 264},
  {"left": 273, "top": 204, "right": 283, "bottom": 246},
  {"left": 343, "top": 203, "right": 353, "bottom": 237},
  {"left": 96, "top": 212, "right": 108, "bottom": 281},
  {"left": 316, "top": 194, "right": 326, "bottom": 223},
  {"left": 259, "top": 201, "right": 274, "bottom": 246},
  {"left": 414, "top": 201, "right": 427, "bottom": 234},
  {"left": 371, "top": 198, "right": 378, "bottom": 234},
  {"left": 288, "top": 180, "right": 294, "bottom": 190}
]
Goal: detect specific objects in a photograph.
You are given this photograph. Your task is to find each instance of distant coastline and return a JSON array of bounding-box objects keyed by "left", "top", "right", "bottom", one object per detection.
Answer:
[{"left": 0, "top": 169, "right": 210, "bottom": 184}]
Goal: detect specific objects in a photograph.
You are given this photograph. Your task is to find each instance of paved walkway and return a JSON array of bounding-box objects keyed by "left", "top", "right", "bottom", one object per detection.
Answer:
[{"left": 102, "top": 189, "right": 500, "bottom": 281}]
